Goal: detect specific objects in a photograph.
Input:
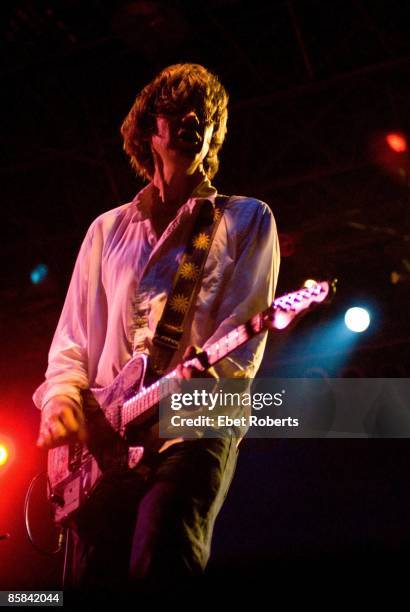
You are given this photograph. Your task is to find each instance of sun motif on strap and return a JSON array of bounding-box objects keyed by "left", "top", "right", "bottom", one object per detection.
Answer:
[
  {"left": 170, "top": 294, "right": 190, "bottom": 313},
  {"left": 193, "top": 232, "right": 210, "bottom": 250},
  {"left": 180, "top": 261, "right": 200, "bottom": 281}
]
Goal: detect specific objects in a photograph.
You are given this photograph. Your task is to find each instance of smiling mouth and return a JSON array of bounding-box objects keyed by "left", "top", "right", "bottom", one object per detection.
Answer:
[{"left": 177, "top": 128, "right": 202, "bottom": 144}]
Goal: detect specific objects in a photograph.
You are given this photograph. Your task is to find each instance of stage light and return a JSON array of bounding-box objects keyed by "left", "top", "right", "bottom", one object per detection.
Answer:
[
  {"left": 0, "top": 444, "right": 9, "bottom": 467},
  {"left": 344, "top": 307, "right": 370, "bottom": 333},
  {"left": 30, "top": 263, "right": 48, "bottom": 285},
  {"left": 386, "top": 133, "right": 407, "bottom": 153},
  {"left": 390, "top": 270, "right": 410, "bottom": 285}
]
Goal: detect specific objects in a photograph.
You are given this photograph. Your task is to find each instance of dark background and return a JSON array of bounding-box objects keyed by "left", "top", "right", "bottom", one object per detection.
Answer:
[{"left": 0, "top": 0, "right": 409, "bottom": 591}]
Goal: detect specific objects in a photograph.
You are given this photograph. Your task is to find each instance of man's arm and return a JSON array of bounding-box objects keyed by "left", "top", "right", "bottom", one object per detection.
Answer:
[{"left": 34, "top": 223, "right": 96, "bottom": 448}]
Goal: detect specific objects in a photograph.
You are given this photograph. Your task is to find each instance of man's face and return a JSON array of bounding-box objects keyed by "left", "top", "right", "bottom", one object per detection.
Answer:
[{"left": 150, "top": 107, "right": 214, "bottom": 176}]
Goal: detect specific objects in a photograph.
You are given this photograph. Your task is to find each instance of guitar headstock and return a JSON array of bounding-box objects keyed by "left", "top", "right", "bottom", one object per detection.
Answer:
[{"left": 265, "top": 280, "right": 333, "bottom": 331}]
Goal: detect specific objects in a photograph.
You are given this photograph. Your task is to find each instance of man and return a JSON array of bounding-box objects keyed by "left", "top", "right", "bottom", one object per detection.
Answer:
[{"left": 34, "top": 63, "right": 280, "bottom": 589}]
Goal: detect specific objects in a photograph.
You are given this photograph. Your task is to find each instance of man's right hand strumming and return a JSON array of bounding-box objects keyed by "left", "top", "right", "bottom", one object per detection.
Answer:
[{"left": 37, "top": 395, "right": 87, "bottom": 449}]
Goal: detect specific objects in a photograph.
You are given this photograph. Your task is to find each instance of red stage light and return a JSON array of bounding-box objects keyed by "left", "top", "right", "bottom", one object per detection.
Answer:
[
  {"left": 386, "top": 133, "right": 407, "bottom": 153},
  {"left": 0, "top": 444, "right": 9, "bottom": 467}
]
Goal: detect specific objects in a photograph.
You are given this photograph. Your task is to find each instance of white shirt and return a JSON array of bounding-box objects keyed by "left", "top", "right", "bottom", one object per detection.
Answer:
[{"left": 33, "top": 178, "right": 280, "bottom": 411}]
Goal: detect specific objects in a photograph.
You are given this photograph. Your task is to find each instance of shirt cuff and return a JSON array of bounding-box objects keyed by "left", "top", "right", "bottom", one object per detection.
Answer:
[{"left": 33, "top": 382, "right": 83, "bottom": 411}]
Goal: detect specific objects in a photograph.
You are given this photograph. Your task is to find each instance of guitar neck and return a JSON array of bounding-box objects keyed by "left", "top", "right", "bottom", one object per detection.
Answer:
[
  {"left": 121, "top": 281, "right": 330, "bottom": 428},
  {"left": 198, "top": 314, "right": 265, "bottom": 368}
]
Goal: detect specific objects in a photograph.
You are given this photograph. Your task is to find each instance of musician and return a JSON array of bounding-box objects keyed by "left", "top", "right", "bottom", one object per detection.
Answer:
[{"left": 34, "top": 63, "right": 280, "bottom": 590}]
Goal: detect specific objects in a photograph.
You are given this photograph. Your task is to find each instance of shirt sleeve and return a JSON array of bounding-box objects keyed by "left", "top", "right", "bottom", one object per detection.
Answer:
[
  {"left": 202, "top": 200, "right": 280, "bottom": 379},
  {"left": 32, "top": 225, "right": 95, "bottom": 410}
]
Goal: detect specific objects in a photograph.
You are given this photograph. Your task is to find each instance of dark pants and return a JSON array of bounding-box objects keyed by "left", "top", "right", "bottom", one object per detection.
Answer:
[{"left": 66, "top": 435, "right": 238, "bottom": 591}]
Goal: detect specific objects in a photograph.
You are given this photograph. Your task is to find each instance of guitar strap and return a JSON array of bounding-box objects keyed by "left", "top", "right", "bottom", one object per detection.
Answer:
[{"left": 149, "top": 195, "right": 229, "bottom": 376}]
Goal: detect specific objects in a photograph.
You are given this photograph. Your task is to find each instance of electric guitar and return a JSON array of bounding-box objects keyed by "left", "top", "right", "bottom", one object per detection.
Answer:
[{"left": 47, "top": 281, "right": 331, "bottom": 530}]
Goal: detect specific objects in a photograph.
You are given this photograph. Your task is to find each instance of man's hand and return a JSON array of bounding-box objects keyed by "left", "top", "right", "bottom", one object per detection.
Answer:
[
  {"left": 177, "top": 345, "right": 219, "bottom": 381},
  {"left": 36, "top": 395, "right": 87, "bottom": 449}
]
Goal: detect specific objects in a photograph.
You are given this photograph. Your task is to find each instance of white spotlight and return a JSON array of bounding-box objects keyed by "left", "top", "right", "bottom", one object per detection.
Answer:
[{"left": 344, "top": 307, "right": 370, "bottom": 333}]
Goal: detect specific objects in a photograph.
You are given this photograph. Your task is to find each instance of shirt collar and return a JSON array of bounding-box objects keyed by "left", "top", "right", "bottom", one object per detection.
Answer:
[{"left": 131, "top": 177, "right": 217, "bottom": 222}]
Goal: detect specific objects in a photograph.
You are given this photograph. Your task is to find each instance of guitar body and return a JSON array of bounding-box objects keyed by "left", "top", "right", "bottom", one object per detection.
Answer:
[{"left": 47, "top": 353, "right": 149, "bottom": 528}]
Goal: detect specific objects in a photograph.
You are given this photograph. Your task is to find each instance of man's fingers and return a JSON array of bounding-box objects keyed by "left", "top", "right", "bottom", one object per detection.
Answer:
[
  {"left": 36, "top": 433, "right": 50, "bottom": 448},
  {"left": 37, "top": 433, "right": 66, "bottom": 450},
  {"left": 48, "top": 419, "right": 67, "bottom": 440},
  {"left": 182, "top": 345, "right": 200, "bottom": 360},
  {"left": 59, "top": 407, "right": 84, "bottom": 434},
  {"left": 37, "top": 425, "right": 83, "bottom": 449},
  {"left": 37, "top": 424, "right": 64, "bottom": 449},
  {"left": 179, "top": 345, "right": 221, "bottom": 380},
  {"left": 182, "top": 345, "right": 205, "bottom": 376},
  {"left": 37, "top": 405, "right": 87, "bottom": 449},
  {"left": 181, "top": 361, "right": 204, "bottom": 379},
  {"left": 181, "top": 365, "right": 194, "bottom": 379}
]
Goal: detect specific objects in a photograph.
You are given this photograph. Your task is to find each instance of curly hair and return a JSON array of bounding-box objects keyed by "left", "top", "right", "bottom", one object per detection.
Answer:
[{"left": 120, "top": 63, "right": 229, "bottom": 181}]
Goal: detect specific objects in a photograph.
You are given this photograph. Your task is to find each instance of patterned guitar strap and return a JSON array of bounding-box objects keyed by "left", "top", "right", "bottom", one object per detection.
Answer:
[{"left": 149, "top": 195, "right": 228, "bottom": 376}]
